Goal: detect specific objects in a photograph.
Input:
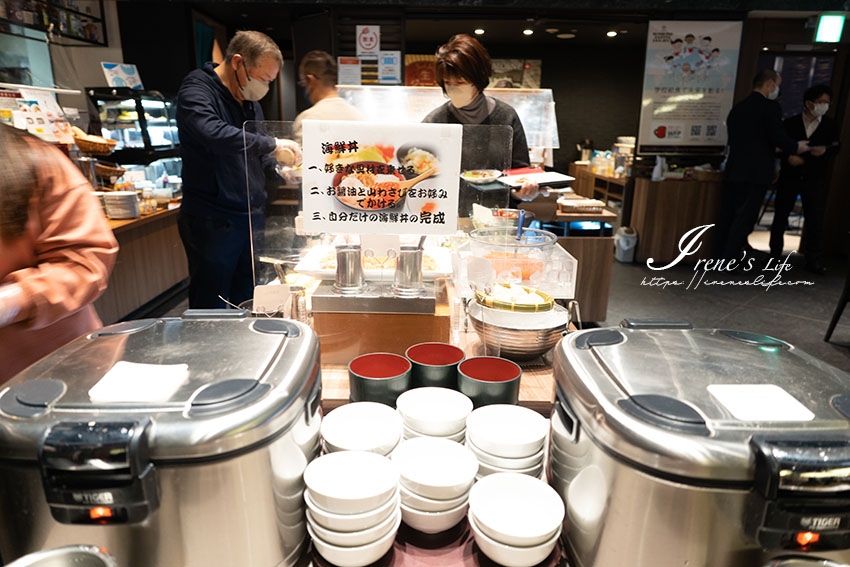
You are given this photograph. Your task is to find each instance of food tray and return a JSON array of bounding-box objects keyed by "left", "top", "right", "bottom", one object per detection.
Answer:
[
  {"left": 74, "top": 136, "right": 117, "bottom": 156},
  {"left": 499, "top": 171, "right": 574, "bottom": 189},
  {"left": 557, "top": 198, "right": 605, "bottom": 214},
  {"left": 474, "top": 285, "right": 554, "bottom": 313},
  {"left": 294, "top": 245, "right": 452, "bottom": 281}
]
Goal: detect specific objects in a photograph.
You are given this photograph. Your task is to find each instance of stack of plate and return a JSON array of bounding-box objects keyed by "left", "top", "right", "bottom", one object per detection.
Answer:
[
  {"left": 395, "top": 387, "right": 472, "bottom": 443},
  {"left": 466, "top": 405, "right": 548, "bottom": 480},
  {"left": 102, "top": 191, "right": 140, "bottom": 220},
  {"left": 391, "top": 437, "right": 478, "bottom": 534},
  {"left": 321, "top": 402, "right": 403, "bottom": 456},
  {"left": 468, "top": 473, "right": 565, "bottom": 567},
  {"left": 304, "top": 451, "right": 401, "bottom": 567}
]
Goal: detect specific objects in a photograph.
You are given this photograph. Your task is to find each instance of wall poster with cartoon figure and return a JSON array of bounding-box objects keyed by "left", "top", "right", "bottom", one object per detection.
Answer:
[{"left": 638, "top": 20, "right": 743, "bottom": 154}]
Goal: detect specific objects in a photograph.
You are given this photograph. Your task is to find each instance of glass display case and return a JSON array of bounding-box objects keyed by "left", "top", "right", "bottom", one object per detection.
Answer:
[{"left": 86, "top": 87, "right": 179, "bottom": 164}]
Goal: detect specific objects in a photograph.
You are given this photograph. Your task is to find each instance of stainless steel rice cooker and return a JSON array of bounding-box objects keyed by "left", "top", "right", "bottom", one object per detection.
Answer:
[
  {"left": 0, "top": 311, "right": 322, "bottom": 567},
  {"left": 551, "top": 319, "right": 850, "bottom": 567}
]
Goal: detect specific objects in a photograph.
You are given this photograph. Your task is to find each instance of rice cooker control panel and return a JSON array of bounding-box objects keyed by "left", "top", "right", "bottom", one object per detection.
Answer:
[
  {"left": 747, "top": 437, "right": 850, "bottom": 552},
  {"left": 39, "top": 419, "right": 159, "bottom": 524}
]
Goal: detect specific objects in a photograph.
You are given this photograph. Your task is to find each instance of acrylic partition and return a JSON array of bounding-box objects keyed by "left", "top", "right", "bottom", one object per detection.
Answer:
[{"left": 337, "top": 85, "right": 560, "bottom": 149}]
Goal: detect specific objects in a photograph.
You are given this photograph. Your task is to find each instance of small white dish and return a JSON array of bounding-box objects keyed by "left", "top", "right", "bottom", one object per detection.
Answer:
[
  {"left": 469, "top": 473, "right": 565, "bottom": 548},
  {"left": 321, "top": 402, "right": 403, "bottom": 456},
  {"left": 466, "top": 436, "right": 544, "bottom": 470},
  {"left": 400, "top": 500, "right": 469, "bottom": 534},
  {"left": 392, "top": 437, "right": 478, "bottom": 500},
  {"left": 396, "top": 387, "right": 472, "bottom": 436},
  {"left": 477, "top": 459, "right": 544, "bottom": 479},
  {"left": 305, "top": 488, "right": 399, "bottom": 533},
  {"left": 466, "top": 405, "right": 548, "bottom": 458},
  {"left": 399, "top": 483, "right": 468, "bottom": 513},
  {"left": 303, "top": 451, "right": 399, "bottom": 515},
  {"left": 403, "top": 423, "right": 465, "bottom": 443},
  {"left": 468, "top": 511, "right": 561, "bottom": 567},
  {"left": 307, "top": 508, "right": 401, "bottom": 547},
  {"left": 308, "top": 511, "right": 401, "bottom": 567}
]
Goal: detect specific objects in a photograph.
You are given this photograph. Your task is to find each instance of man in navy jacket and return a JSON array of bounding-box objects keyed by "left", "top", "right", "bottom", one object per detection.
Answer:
[
  {"left": 715, "top": 69, "right": 808, "bottom": 260},
  {"left": 770, "top": 85, "right": 838, "bottom": 274},
  {"left": 177, "top": 30, "right": 299, "bottom": 308}
]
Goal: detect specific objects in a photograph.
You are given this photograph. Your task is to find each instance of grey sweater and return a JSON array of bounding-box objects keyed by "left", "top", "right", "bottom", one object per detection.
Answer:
[{"left": 422, "top": 98, "right": 531, "bottom": 170}]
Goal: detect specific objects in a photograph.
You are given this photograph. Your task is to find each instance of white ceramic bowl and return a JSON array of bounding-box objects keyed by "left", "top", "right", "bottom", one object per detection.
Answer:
[
  {"left": 307, "top": 508, "right": 401, "bottom": 547},
  {"left": 391, "top": 437, "right": 478, "bottom": 500},
  {"left": 396, "top": 387, "right": 473, "bottom": 436},
  {"left": 400, "top": 500, "right": 469, "bottom": 534},
  {"left": 468, "top": 511, "right": 561, "bottom": 567},
  {"left": 466, "top": 405, "right": 548, "bottom": 458},
  {"left": 308, "top": 511, "right": 401, "bottom": 567},
  {"left": 321, "top": 402, "right": 403, "bottom": 455},
  {"left": 303, "top": 451, "right": 399, "bottom": 515},
  {"left": 403, "top": 423, "right": 465, "bottom": 443},
  {"left": 466, "top": 436, "right": 544, "bottom": 470},
  {"left": 477, "top": 459, "right": 544, "bottom": 479},
  {"left": 399, "top": 483, "right": 468, "bottom": 513},
  {"left": 305, "top": 488, "right": 399, "bottom": 533},
  {"left": 469, "top": 473, "right": 565, "bottom": 547}
]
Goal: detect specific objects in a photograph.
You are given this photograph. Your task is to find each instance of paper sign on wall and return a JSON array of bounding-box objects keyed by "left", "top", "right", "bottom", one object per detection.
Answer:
[
  {"left": 356, "top": 25, "right": 380, "bottom": 57},
  {"left": 337, "top": 57, "right": 362, "bottom": 86},
  {"left": 301, "top": 119, "right": 462, "bottom": 235},
  {"left": 378, "top": 51, "right": 401, "bottom": 85}
]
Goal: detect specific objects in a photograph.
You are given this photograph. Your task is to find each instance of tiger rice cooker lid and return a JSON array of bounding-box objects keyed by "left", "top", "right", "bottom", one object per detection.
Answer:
[
  {"left": 0, "top": 311, "right": 321, "bottom": 463},
  {"left": 555, "top": 320, "right": 850, "bottom": 484}
]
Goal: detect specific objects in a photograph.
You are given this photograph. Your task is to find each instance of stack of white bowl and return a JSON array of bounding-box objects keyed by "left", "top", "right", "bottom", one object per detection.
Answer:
[
  {"left": 303, "top": 451, "right": 402, "bottom": 567},
  {"left": 468, "top": 473, "right": 565, "bottom": 567},
  {"left": 395, "top": 387, "right": 472, "bottom": 443},
  {"left": 465, "top": 405, "right": 549, "bottom": 480},
  {"left": 321, "top": 402, "right": 403, "bottom": 456},
  {"left": 391, "top": 437, "right": 479, "bottom": 534}
]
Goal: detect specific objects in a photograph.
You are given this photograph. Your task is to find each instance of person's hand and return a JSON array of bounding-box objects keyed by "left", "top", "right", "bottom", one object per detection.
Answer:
[
  {"left": 274, "top": 138, "right": 302, "bottom": 167},
  {"left": 810, "top": 146, "right": 826, "bottom": 157},
  {"left": 511, "top": 180, "right": 540, "bottom": 202},
  {"left": 0, "top": 284, "right": 23, "bottom": 328},
  {"left": 797, "top": 140, "right": 810, "bottom": 154},
  {"left": 787, "top": 155, "right": 804, "bottom": 166}
]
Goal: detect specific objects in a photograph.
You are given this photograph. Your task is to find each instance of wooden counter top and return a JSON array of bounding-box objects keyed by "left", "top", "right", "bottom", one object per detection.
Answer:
[
  {"left": 320, "top": 327, "right": 557, "bottom": 416},
  {"left": 107, "top": 206, "right": 180, "bottom": 234}
]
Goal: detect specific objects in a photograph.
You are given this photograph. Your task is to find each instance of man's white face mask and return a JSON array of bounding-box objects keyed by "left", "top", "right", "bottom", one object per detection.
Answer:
[{"left": 239, "top": 59, "right": 270, "bottom": 101}]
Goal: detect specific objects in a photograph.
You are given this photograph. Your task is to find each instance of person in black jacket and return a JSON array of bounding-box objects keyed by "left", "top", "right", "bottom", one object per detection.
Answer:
[
  {"left": 422, "top": 34, "right": 539, "bottom": 207},
  {"left": 769, "top": 85, "right": 838, "bottom": 274},
  {"left": 176, "top": 30, "right": 300, "bottom": 309},
  {"left": 715, "top": 69, "right": 808, "bottom": 260}
]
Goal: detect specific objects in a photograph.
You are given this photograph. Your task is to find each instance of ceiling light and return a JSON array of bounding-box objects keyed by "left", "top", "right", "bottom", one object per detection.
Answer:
[
  {"left": 545, "top": 28, "right": 559, "bottom": 33},
  {"left": 474, "top": 28, "right": 485, "bottom": 35},
  {"left": 762, "top": 46, "right": 768, "bottom": 50},
  {"left": 523, "top": 29, "right": 534, "bottom": 36},
  {"left": 606, "top": 31, "right": 618, "bottom": 38},
  {"left": 619, "top": 29, "right": 628, "bottom": 34},
  {"left": 557, "top": 33, "right": 576, "bottom": 39},
  {"left": 571, "top": 29, "right": 578, "bottom": 32}
]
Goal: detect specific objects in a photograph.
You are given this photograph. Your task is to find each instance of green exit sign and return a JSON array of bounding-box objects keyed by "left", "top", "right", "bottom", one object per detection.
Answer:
[{"left": 816, "top": 14, "right": 845, "bottom": 43}]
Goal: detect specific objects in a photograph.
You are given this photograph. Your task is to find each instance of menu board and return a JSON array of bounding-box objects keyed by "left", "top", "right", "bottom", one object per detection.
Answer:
[
  {"left": 637, "top": 20, "right": 743, "bottom": 154},
  {"left": 301, "top": 120, "right": 462, "bottom": 235}
]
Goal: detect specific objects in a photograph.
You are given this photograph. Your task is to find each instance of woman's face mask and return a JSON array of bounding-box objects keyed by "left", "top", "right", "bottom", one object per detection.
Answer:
[
  {"left": 445, "top": 83, "right": 478, "bottom": 108},
  {"left": 238, "top": 58, "right": 270, "bottom": 101},
  {"left": 811, "top": 102, "right": 829, "bottom": 117}
]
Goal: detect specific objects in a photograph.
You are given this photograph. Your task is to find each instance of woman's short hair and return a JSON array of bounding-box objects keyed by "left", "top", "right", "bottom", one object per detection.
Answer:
[
  {"left": 300, "top": 50, "right": 338, "bottom": 87},
  {"left": 434, "top": 34, "right": 492, "bottom": 92},
  {"left": 224, "top": 30, "right": 282, "bottom": 68}
]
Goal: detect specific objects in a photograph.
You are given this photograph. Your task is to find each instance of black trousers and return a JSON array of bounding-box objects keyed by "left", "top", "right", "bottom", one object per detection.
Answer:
[
  {"left": 178, "top": 210, "right": 256, "bottom": 309},
  {"left": 769, "top": 175, "right": 828, "bottom": 264},
  {"left": 715, "top": 181, "right": 769, "bottom": 260}
]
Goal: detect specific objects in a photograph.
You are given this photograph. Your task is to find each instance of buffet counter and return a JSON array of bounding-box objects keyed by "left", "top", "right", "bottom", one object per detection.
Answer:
[
  {"left": 320, "top": 326, "right": 558, "bottom": 416},
  {"left": 94, "top": 207, "right": 188, "bottom": 324}
]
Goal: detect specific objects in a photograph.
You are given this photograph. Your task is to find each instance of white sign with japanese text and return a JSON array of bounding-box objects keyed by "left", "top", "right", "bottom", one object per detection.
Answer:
[
  {"left": 301, "top": 120, "right": 462, "bottom": 235},
  {"left": 356, "top": 25, "right": 380, "bottom": 57},
  {"left": 637, "top": 20, "right": 742, "bottom": 154}
]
